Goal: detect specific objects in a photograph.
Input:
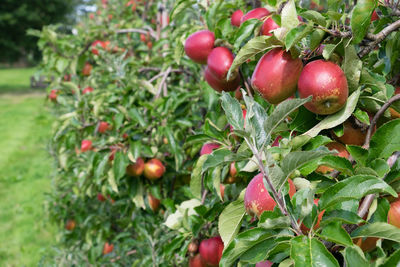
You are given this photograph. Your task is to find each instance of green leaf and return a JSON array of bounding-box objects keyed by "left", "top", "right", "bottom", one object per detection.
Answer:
[
  {"left": 107, "top": 169, "right": 118, "bottom": 193},
  {"left": 212, "top": 166, "right": 222, "bottom": 200},
  {"left": 303, "top": 89, "right": 361, "bottom": 138},
  {"left": 351, "top": 222, "right": 400, "bottom": 243},
  {"left": 129, "top": 140, "right": 142, "bottom": 161},
  {"left": 190, "top": 155, "right": 208, "bottom": 199},
  {"left": 280, "top": 0, "right": 299, "bottom": 31},
  {"left": 202, "top": 149, "right": 251, "bottom": 173},
  {"left": 381, "top": 249, "right": 400, "bottom": 267},
  {"left": 319, "top": 175, "right": 397, "bottom": 210},
  {"left": 94, "top": 154, "right": 109, "bottom": 179},
  {"left": 317, "top": 155, "right": 354, "bottom": 175},
  {"left": 346, "top": 145, "right": 368, "bottom": 166},
  {"left": 113, "top": 151, "right": 128, "bottom": 180},
  {"left": 367, "top": 119, "right": 400, "bottom": 162},
  {"left": 233, "top": 19, "right": 261, "bottom": 50},
  {"left": 319, "top": 222, "right": 353, "bottom": 246},
  {"left": 170, "top": 0, "right": 196, "bottom": 20},
  {"left": 218, "top": 190, "right": 246, "bottom": 246},
  {"left": 258, "top": 210, "right": 292, "bottom": 229},
  {"left": 351, "top": 0, "right": 377, "bottom": 44},
  {"left": 343, "top": 246, "right": 369, "bottom": 266},
  {"left": 300, "top": 10, "right": 327, "bottom": 27},
  {"left": 290, "top": 236, "right": 339, "bottom": 267},
  {"left": 128, "top": 108, "right": 146, "bottom": 127},
  {"left": 343, "top": 40, "right": 363, "bottom": 93},
  {"left": 353, "top": 109, "right": 370, "bottom": 125},
  {"left": 320, "top": 210, "right": 365, "bottom": 226},
  {"left": 221, "top": 92, "right": 244, "bottom": 130},
  {"left": 227, "top": 36, "right": 279, "bottom": 79}
]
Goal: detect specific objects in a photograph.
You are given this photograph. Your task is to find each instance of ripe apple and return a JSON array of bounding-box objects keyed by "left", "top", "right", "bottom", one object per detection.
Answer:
[
  {"left": 140, "top": 33, "right": 146, "bottom": 42},
  {"left": 98, "top": 193, "right": 106, "bottom": 202},
  {"left": 188, "top": 241, "right": 199, "bottom": 253},
  {"left": 300, "top": 199, "right": 325, "bottom": 233},
  {"left": 199, "top": 236, "right": 224, "bottom": 267},
  {"left": 332, "top": 121, "right": 366, "bottom": 146},
  {"left": 388, "top": 198, "right": 400, "bottom": 228},
  {"left": 251, "top": 48, "right": 303, "bottom": 104},
  {"left": 354, "top": 237, "right": 379, "bottom": 252},
  {"left": 371, "top": 10, "right": 379, "bottom": 22},
  {"left": 91, "top": 40, "right": 104, "bottom": 55},
  {"left": 147, "top": 41, "right": 153, "bottom": 49},
  {"left": 81, "top": 140, "right": 92, "bottom": 152},
  {"left": 240, "top": 8, "right": 270, "bottom": 24},
  {"left": 82, "top": 86, "right": 94, "bottom": 94},
  {"left": 207, "top": 47, "right": 236, "bottom": 81},
  {"left": 82, "top": 62, "right": 92, "bottom": 76},
  {"left": 261, "top": 18, "right": 279, "bottom": 36},
  {"left": 98, "top": 121, "right": 109, "bottom": 133},
  {"left": 231, "top": 10, "right": 243, "bottom": 27},
  {"left": 189, "top": 254, "right": 206, "bottom": 267},
  {"left": 244, "top": 173, "right": 296, "bottom": 217},
  {"left": 204, "top": 67, "right": 240, "bottom": 92},
  {"left": 316, "top": 142, "right": 350, "bottom": 173},
  {"left": 49, "top": 89, "right": 58, "bottom": 102},
  {"left": 103, "top": 242, "right": 114, "bottom": 255},
  {"left": 65, "top": 219, "right": 76, "bottom": 231},
  {"left": 126, "top": 157, "right": 145, "bottom": 177},
  {"left": 200, "top": 143, "right": 220, "bottom": 156},
  {"left": 298, "top": 60, "right": 348, "bottom": 115},
  {"left": 89, "top": 13, "right": 94, "bottom": 19},
  {"left": 144, "top": 159, "right": 165, "bottom": 180},
  {"left": 184, "top": 30, "right": 215, "bottom": 64},
  {"left": 148, "top": 193, "right": 161, "bottom": 212},
  {"left": 256, "top": 261, "right": 273, "bottom": 267},
  {"left": 220, "top": 184, "right": 225, "bottom": 199}
]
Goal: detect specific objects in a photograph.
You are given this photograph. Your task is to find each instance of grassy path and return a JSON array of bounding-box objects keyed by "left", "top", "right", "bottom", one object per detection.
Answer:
[{"left": 0, "top": 69, "right": 57, "bottom": 266}]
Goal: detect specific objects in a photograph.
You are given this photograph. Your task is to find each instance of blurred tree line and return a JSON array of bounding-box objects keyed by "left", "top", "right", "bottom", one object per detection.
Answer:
[{"left": 0, "top": 0, "right": 89, "bottom": 64}]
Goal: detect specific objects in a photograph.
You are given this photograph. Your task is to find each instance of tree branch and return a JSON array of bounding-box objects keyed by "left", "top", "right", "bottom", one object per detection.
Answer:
[{"left": 115, "top": 28, "right": 157, "bottom": 39}]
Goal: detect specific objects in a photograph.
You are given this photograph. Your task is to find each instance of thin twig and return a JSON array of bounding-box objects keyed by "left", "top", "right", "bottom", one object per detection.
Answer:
[
  {"left": 115, "top": 28, "right": 157, "bottom": 39},
  {"left": 201, "top": 189, "right": 208, "bottom": 204},
  {"left": 155, "top": 66, "right": 171, "bottom": 99}
]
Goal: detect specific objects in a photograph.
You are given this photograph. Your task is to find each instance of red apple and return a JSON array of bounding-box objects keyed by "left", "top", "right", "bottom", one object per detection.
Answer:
[
  {"left": 229, "top": 162, "right": 237, "bottom": 177},
  {"left": 261, "top": 18, "right": 279, "bottom": 36},
  {"left": 81, "top": 139, "right": 92, "bottom": 152},
  {"left": 244, "top": 173, "right": 296, "bottom": 217},
  {"left": 140, "top": 33, "right": 146, "bottom": 42},
  {"left": 189, "top": 254, "right": 207, "bottom": 267},
  {"left": 220, "top": 184, "right": 225, "bottom": 199},
  {"left": 251, "top": 48, "right": 303, "bottom": 104},
  {"left": 103, "top": 242, "right": 114, "bottom": 255},
  {"left": 97, "top": 193, "right": 106, "bottom": 202},
  {"left": 298, "top": 60, "right": 348, "bottom": 115},
  {"left": 332, "top": 121, "right": 366, "bottom": 146},
  {"left": 231, "top": 10, "right": 243, "bottom": 27},
  {"left": 49, "top": 89, "right": 58, "bottom": 102},
  {"left": 82, "top": 62, "right": 92, "bottom": 76},
  {"left": 98, "top": 121, "right": 109, "bottom": 133},
  {"left": 148, "top": 193, "right": 161, "bottom": 212},
  {"left": 200, "top": 143, "right": 220, "bottom": 156},
  {"left": 316, "top": 142, "right": 350, "bottom": 173},
  {"left": 199, "top": 236, "right": 224, "bottom": 267},
  {"left": 147, "top": 41, "right": 153, "bottom": 49},
  {"left": 240, "top": 8, "right": 270, "bottom": 24},
  {"left": 204, "top": 67, "right": 240, "bottom": 92},
  {"left": 388, "top": 198, "right": 400, "bottom": 228},
  {"left": 184, "top": 30, "right": 215, "bottom": 64},
  {"left": 300, "top": 199, "right": 325, "bottom": 233},
  {"left": 65, "top": 219, "right": 76, "bottom": 231},
  {"left": 82, "top": 86, "right": 94, "bottom": 94},
  {"left": 91, "top": 40, "right": 103, "bottom": 55},
  {"left": 371, "top": 10, "right": 379, "bottom": 22},
  {"left": 126, "top": 157, "right": 145, "bottom": 177},
  {"left": 207, "top": 47, "right": 236, "bottom": 81},
  {"left": 144, "top": 159, "right": 165, "bottom": 180}
]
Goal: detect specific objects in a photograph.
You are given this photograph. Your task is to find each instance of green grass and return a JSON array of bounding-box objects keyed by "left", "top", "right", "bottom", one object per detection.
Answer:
[
  {"left": 0, "top": 68, "right": 57, "bottom": 266},
  {"left": 0, "top": 68, "right": 38, "bottom": 93}
]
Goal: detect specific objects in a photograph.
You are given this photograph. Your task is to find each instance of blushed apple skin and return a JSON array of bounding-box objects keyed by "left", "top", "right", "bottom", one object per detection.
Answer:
[
  {"left": 388, "top": 198, "right": 400, "bottom": 228},
  {"left": 81, "top": 139, "right": 92, "bottom": 152},
  {"left": 332, "top": 121, "right": 366, "bottom": 146},
  {"left": 207, "top": 47, "right": 236, "bottom": 81},
  {"left": 261, "top": 18, "right": 279, "bottom": 36},
  {"left": 316, "top": 142, "right": 350, "bottom": 173},
  {"left": 200, "top": 143, "right": 220, "bottom": 156},
  {"left": 98, "top": 121, "right": 109, "bottom": 133},
  {"left": 148, "top": 193, "right": 161, "bottom": 212},
  {"left": 251, "top": 48, "right": 303, "bottom": 104},
  {"left": 103, "top": 242, "right": 114, "bottom": 255},
  {"left": 240, "top": 8, "right": 270, "bottom": 24},
  {"left": 184, "top": 30, "right": 215, "bottom": 64},
  {"left": 199, "top": 236, "right": 224, "bottom": 267},
  {"left": 189, "top": 254, "right": 207, "bottom": 267},
  {"left": 143, "top": 159, "right": 165, "bottom": 180},
  {"left": 126, "top": 157, "right": 145, "bottom": 177},
  {"left": 204, "top": 67, "right": 240, "bottom": 92},
  {"left": 298, "top": 60, "right": 348, "bottom": 115},
  {"left": 65, "top": 219, "right": 76, "bottom": 231},
  {"left": 244, "top": 173, "right": 296, "bottom": 217},
  {"left": 300, "top": 199, "right": 325, "bottom": 233},
  {"left": 371, "top": 10, "right": 379, "bottom": 22},
  {"left": 231, "top": 10, "right": 243, "bottom": 27},
  {"left": 255, "top": 260, "right": 273, "bottom": 267}
]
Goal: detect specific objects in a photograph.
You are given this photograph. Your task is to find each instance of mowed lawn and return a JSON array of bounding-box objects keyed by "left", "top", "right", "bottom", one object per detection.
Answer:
[{"left": 0, "top": 68, "right": 57, "bottom": 266}]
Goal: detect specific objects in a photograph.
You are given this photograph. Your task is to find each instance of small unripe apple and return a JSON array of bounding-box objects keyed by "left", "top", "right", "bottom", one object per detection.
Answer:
[
  {"left": 300, "top": 199, "right": 325, "bottom": 233},
  {"left": 298, "top": 60, "right": 348, "bottom": 115},
  {"left": 388, "top": 198, "right": 400, "bottom": 228},
  {"left": 82, "top": 87, "right": 94, "bottom": 94},
  {"left": 81, "top": 140, "right": 92, "bottom": 152},
  {"left": 229, "top": 162, "right": 237, "bottom": 177},
  {"left": 184, "top": 30, "right": 215, "bottom": 64},
  {"left": 204, "top": 67, "right": 240, "bottom": 92},
  {"left": 200, "top": 143, "right": 220, "bottom": 156},
  {"left": 97, "top": 193, "right": 106, "bottom": 202},
  {"left": 261, "top": 18, "right": 279, "bottom": 36},
  {"left": 98, "top": 121, "right": 109, "bottom": 133},
  {"left": 207, "top": 47, "right": 236, "bottom": 81},
  {"left": 240, "top": 8, "right": 270, "bottom": 24},
  {"left": 316, "top": 142, "right": 350, "bottom": 173},
  {"left": 251, "top": 48, "right": 303, "bottom": 104},
  {"left": 256, "top": 261, "right": 273, "bottom": 267},
  {"left": 65, "top": 219, "right": 76, "bottom": 231},
  {"left": 244, "top": 173, "right": 296, "bottom": 217},
  {"left": 199, "top": 236, "right": 224, "bottom": 267},
  {"left": 103, "top": 242, "right": 114, "bottom": 255},
  {"left": 144, "top": 159, "right": 165, "bottom": 180},
  {"left": 82, "top": 62, "right": 92, "bottom": 76},
  {"left": 231, "top": 10, "right": 243, "bottom": 27},
  {"left": 332, "top": 121, "right": 366, "bottom": 146},
  {"left": 189, "top": 254, "right": 206, "bottom": 267},
  {"left": 188, "top": 241, "right": 199, "bottom": 253},
  {"left": 126, "top": 157, "right": 145, "bottom": 177},
  {"left": 148, "top": 192, "right": 161, "bottom": 212}
]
